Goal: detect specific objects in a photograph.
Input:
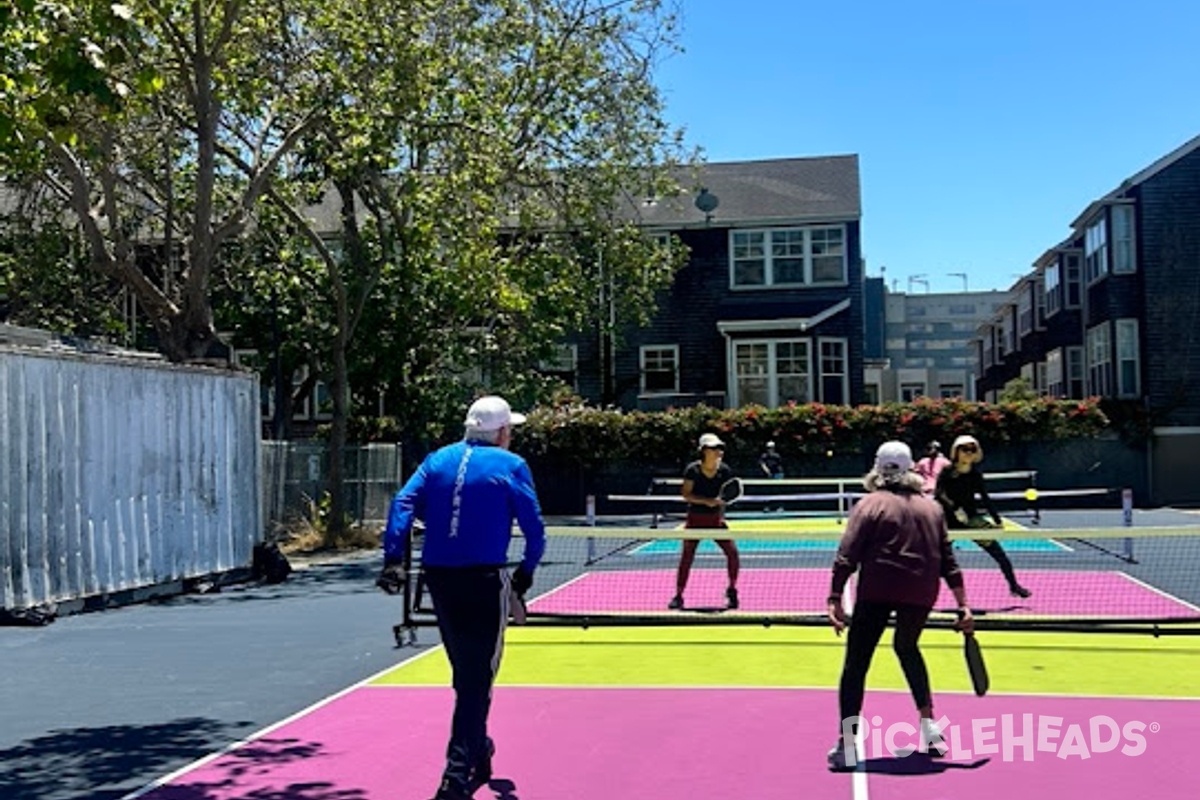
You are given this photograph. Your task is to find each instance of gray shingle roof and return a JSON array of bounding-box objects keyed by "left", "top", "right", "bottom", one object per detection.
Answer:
[{"left": 633, "top": 155, "right": 861, "bottom": 229}]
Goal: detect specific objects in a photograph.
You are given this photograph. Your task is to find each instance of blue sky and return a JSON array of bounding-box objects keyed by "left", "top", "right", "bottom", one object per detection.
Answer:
[{"left": 654, "top": 0, "right": 1200, "bottom": 293}]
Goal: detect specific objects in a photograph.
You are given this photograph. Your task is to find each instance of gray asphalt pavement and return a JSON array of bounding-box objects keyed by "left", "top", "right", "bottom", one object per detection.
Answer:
[{"left": 0, "top": 552, "right": 436, "bottom": 800}]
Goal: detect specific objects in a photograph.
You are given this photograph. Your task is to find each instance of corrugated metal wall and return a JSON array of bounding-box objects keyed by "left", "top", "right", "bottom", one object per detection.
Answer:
[{"left": 0, "top": 347, "right": 262, "bottom": 610}]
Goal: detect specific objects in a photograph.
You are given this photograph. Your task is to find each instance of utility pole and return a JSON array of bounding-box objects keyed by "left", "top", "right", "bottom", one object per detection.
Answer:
[
  {"left": 909, "top": 273, "right": 929, "bottom": 293},
  {"left": 947, "top": 272, "right": 968, "bottom": 292}
]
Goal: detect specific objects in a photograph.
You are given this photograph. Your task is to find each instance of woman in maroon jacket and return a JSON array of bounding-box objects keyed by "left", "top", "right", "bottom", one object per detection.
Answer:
[{"left": 826, "top": 441, "right": 973, "bottom": 771}]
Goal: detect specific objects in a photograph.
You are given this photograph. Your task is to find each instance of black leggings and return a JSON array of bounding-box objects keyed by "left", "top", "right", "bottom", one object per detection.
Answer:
[
  {"left": 838, "top": 601, "right": 932, "bottom": 725},
  {"left": 974, "top": 538, "right": 1020, "bottom": 588}
]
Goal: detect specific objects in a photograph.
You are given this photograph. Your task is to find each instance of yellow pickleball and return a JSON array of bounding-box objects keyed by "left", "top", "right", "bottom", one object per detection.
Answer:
[{"left": 1024, "top": 488, "right": 1039, "bottom": 502}]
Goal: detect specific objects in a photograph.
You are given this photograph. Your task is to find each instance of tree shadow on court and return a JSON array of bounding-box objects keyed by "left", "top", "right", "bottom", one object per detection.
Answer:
[
  {"left": 147, "top": 779, "right": 369, "bottom": 800},
  {"left": 141, "top": 736, "right": 370, "bottom": 800},
  {"left": 859, "top": 754, "right": 992, "bottom": 774},
  {"left": 0, "top": 717, "right": 251, "bottom": 800},
  {"left": 0, "top": 720, "right": 367, "bottom": 800}
]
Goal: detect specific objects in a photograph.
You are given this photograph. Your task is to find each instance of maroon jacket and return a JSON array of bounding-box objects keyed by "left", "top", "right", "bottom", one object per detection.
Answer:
[{"left": 830, "top": 487, "right": 963, "bottom": 608}]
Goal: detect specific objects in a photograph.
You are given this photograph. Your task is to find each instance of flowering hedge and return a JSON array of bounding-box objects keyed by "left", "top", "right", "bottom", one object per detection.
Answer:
[{"left": 515, "top": 396, "right": 1110, "bottom": 468}]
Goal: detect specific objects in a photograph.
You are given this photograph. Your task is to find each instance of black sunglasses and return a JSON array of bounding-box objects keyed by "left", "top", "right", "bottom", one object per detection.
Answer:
[{"left": 959, "top": 444, "right": 978, "bottom": 452}]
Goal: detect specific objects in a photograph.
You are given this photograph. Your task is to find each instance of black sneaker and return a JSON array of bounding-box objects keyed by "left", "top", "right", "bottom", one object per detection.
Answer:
[
  {"left": 668, "top": 594, "right": 684, "bottom": 610},
  {"left": 430, "top": 778, "right": 473, "bottom": 800},
  {"left": 726, "top": 587, "right": 739, "bottom": 609},
  {"left": 467, "top": 738, "right": 495, "bottom": 792},
  {"left": 1010, "top": 584, "right": 1032, "bottom": 599}
]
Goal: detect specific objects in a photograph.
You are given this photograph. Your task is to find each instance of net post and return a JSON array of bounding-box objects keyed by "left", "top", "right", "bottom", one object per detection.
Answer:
[
  {"left": 1031, "top": 470, "right": 1040, "bottom": 524},
  {"left": 586, "top": 494, "right": 597, "bottom": 564},
  {"left": 1121, "top": 488, "right": 1134, "bottom": 562}
]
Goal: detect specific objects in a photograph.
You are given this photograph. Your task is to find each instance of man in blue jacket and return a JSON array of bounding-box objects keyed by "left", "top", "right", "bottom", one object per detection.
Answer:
[{"left": 378, "top": 395, "right": 546, "bottom": 800}]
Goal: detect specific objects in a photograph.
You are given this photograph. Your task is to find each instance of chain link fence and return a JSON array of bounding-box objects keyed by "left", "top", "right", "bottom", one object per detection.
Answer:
[{"left": 262, "top": 442, "right": 403, "bottom": 537}]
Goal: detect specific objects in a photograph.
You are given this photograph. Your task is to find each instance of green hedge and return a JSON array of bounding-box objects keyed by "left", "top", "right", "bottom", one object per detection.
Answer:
[
  {"left": 347, "top": 396, "right": 1110, "bottom": 468},
  {"left": 514, "top": 396, "right": 1110, "bottom": 468}
]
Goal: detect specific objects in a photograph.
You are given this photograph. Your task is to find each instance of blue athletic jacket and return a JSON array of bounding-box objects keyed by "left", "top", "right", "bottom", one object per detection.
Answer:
[{"left": 384, "top": 441, "right": 546, "bottom": 572}]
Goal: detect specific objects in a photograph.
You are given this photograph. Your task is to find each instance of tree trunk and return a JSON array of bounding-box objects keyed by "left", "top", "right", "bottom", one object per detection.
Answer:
[{"left": 326, "top": 330, "right": 350, "bottom": 543}]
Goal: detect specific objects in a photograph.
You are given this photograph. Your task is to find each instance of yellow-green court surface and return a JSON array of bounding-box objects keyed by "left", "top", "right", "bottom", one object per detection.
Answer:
[{"left": 374, "top": 625, "right": 1200, "bottom": 699}]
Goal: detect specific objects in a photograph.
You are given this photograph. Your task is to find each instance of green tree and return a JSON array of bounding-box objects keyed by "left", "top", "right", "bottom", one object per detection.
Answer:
[
  {"left": 0, "top": 184, "right": 128, "bottom": 336},
  {"left": 999, "top": 376, "right": 1040, "bottom": 403},
  {"left": 1, "top": 0, "right": 328, "bottom": 361},
  {"left": 227, "top": 0, "right": 693, "bottom": 537}
]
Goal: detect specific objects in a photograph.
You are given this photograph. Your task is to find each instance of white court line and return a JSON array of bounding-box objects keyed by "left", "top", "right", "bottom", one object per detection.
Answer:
[
  {"left": 118, "top": 645, "right": 445, "bottom": 799},
  {"left": 525, "top": 571, "right": 592, "bottom": 605},
  {"left": 1117, "top": 571, "right": 1200, "bottom": 614},
  {"left": 468, "top": 682, "right": 1200, "bottom": 701},
  {"left": 852, "top": 720, "right": 869, "bottom": 800}
]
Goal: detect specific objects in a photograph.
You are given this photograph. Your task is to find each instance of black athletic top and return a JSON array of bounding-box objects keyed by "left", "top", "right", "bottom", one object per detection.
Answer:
[
  {"left": 683, "top": 460, "right": 733, "bottom": 514},
  {"left": 759, "top": 450, "right": 784, "bottom": 477},
  {"left": 935, "top": 467, "right": 1001, "bottom": 528}
]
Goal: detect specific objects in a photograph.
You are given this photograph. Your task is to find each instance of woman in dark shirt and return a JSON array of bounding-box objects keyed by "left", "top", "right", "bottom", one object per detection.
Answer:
[
  {"left": 935, "top": 435, "right": 1031, "bottom": 598},
  {"left": 669, "top": 433, "right": 741, "bottom": 610}
]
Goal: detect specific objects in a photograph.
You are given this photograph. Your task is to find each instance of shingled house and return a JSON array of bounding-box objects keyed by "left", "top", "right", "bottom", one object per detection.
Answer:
[
  {"left": 975, "top": 133, "right": 1200, "bottom": 504},
  {"left": 557, "top": 155, "right": 865, "bottom": 411}
]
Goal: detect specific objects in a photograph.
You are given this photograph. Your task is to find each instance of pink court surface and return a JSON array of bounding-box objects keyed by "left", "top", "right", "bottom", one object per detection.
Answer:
[
  {"left": 124, "top": 603, "right": 1200, "bottom": 800},
  {"left": 530, "top": 567, "right": 1200, "bottom": 619}
]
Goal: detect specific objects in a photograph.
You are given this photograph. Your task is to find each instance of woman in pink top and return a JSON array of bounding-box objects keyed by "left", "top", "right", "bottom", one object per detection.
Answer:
[{"left": 913, "top": 440, "right": 950, "bottom": 494}]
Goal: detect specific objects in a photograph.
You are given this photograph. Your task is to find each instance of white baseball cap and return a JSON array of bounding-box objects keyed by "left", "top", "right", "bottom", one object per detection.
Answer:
[
  {"left": 698, "top": 432, "right": 725, "bottom": 450},
  {"left": 874, "top": 440, "right": 913, "bottom": 476},
  {"left": 464, "top": 396, "right": 526, "bottom": 432}
]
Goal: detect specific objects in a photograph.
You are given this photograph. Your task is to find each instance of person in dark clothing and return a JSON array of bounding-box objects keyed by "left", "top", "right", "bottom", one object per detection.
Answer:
[
  {"left": 827, "top": 441, "right": 973, "bottom": 771},
  {"left": 669, "top": 432, "right": 741, "bottom": 610},
  {"left": 934, "top": 434, "right": 1031, "bottom": 599},
  {"left": 759, "top": 440, "right": 785, "bottom": 479},
  {"left": 378, "top": 395, "right": 546, "bottom": 800}
]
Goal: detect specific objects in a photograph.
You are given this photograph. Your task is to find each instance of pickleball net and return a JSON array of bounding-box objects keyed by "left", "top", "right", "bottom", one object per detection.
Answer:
[{"left": 398, "top": 508, "right": 1200, "bottom": 635}]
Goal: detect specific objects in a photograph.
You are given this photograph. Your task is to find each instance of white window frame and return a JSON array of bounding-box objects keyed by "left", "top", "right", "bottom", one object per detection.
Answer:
[
  {"left": 1044, "top": 261, "right": 1062, "bottom": 317},
  {"left": 639, "top": 344, "right": 679, "bottom": 395},
  {"left": 1111, "top": 205, "right": 1136, "bottom": 274},
  {"left": 313, "top": 379, "right": 333, "bottom": 421},
  {"left": 1066, "top": 346, "right": 1085, "bottom": 398},
  {"left": 939, "top": 384, "right": 964, "bottom": 399},
  {"left": 731, "top": 338, "right": 813, "bottom": 407},
  {"left": 1115, "top": 318, "right": 1140, "bottom": 398},
  {"left": 1021, "top": 362, "right": 1035, "bottom": 387},
  {"left": 818, "top": 337, "right": 849, "bottom": 405},
  {"left": 540, "top": 343, "right": 579, "bottom": 391},
  {"left": 729, "top": 225, "right": 847, "bottom": 288},
  {"left": 1046, "top": 348, "right": 1064, "bottom": 397},
  {"left": 1085, "top": 216, "right": 1108, "bottom": 285},
  {"left": 1086, "top": 322, "right": 1113, "bottom": 397},
  {"left": 1064, "top": 253, "right": 1082, "bottom": 309},
  {"left": 1017, "top": 284, "right": 1033, "bottom": 338},
  {"left": 900, "top": 382, "right": 925, "bottom": 401}
]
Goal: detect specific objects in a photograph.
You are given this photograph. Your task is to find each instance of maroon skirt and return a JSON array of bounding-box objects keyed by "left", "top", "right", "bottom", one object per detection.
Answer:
[{"left": 685, "top": 508, "right": 728, "bottom": 530}]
